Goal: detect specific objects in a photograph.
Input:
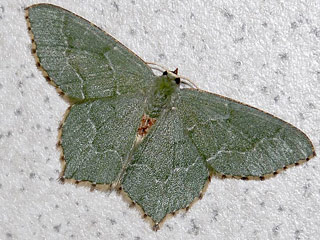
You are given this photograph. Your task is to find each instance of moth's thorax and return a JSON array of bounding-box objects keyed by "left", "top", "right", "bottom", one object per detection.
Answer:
[{"left": 145, "top": 75, "right": 179, "bottom": 118}]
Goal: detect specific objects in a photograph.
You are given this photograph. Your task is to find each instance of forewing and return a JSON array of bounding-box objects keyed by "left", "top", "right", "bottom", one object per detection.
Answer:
[
  {"left": 61, "top": 94, "right": 144, "bottom": 184},
  {"left": 121, "top": 109, "right": 209, "bottom": 224},
  {"left": 26, "top": 4, "right": 155, "bottom": 101},
  {"left": 178, "top": 88, "right": 315, "bottom": 178}
]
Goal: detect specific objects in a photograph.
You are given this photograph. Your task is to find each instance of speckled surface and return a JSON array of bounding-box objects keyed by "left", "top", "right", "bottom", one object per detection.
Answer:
[{"left": 0, "top": 0, "right": 319, "bottom": 239}]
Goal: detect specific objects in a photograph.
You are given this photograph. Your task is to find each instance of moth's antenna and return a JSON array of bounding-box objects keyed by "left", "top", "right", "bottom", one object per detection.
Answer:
[
  {"left": 180, "top": 77, "right": 198, "bottom": 89},
  {"left": 146, "top": 62, "right": 199, "bottom": 89},
  {"left": 146, "top": 62, "right": 169, "bottom": 72}
]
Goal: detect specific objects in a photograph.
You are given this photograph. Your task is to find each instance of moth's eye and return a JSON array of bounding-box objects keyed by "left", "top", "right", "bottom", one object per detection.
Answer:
[
  {"left": 162, "top": 71, "right": 168, "bottom": 76},
  {"left": 175, "top": 78, "right": 180, "bottom": 84}
]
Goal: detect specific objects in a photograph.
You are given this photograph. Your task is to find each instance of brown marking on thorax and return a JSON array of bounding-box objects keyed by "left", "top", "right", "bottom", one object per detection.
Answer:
[{"left": 138, "top": 114, "right": 156, "bottom": 137}]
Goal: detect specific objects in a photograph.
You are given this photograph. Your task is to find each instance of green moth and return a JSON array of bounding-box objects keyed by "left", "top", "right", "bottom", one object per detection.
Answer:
[{"left": 25, "top": 4, "right": 316, "bottom": 231}]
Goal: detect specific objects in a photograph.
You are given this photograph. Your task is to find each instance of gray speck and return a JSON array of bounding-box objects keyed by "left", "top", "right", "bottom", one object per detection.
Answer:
[
  {"left": 274, "top": 95, "right": 280, "bottom": 103},
  {"left": 275, "top": 69, "right": 286, "bottom": 77},
  {"left": 44, "top": 96, "right": 50, "bottom": 103},
  {"left": 234, "top": 61, "right": 242, "bottom": 68},
  {"left": 260, "top": 201, "right": 265, "bottom": 207},
  {"left": 53, "top": 224, "right": 61, "bottom": 232},
  {"left": 190, "top": 12, "right": 195, "bottom": 19},
  {"left": 84, "top": 205, "right": 90, "bottom": 212},
  {"left": 18, "top": 81, "right": 23, "bottom": 89},
  {"left": 0, "top": 183, "right": 2, "bottom": 189},
  {"left": 241, "top": 23, "right": 246, "bottom": 31},
  {"left": 311, "top": 27, "right": 320, "bottom": 38},
  {"left": 303, "top": 182, "right": 311, "bottom": 197},
  {"left": 210, "top": 209, "right": 219, "bottom": 222},
  {"left": 261, "top": 86, "right": 268, "bottom": 93},
  {"left": 291, "top": 22, "right": 298, "bottom": 29},
  {"left": 223, "top": 9, "right": 234, "bottom": 21},
  {"left": 108, "top": 218, "right": 116, "bottom": 225},
  {"left": 7, "top": 131, "right": 12, "bottom": 137},
  {"left": 0, "top": 6, "right": 4, "bottom": 20},
  {"left": 234, "top": 37, "right": 244, "bottom": 43},
  {"left": 143, "top": 26, "right": 148, "bottom": 34},
  {"left": 165, "top": 223, "right": 173, "bottom": 231},
  {"left": 308, "top": 103, "right": 315, "bottom": 109},
  {"left": 187, "top": 219, "right": 200, "bottom": 236},
  {"left": 36, "top": 123, "right": 41, "bottom": 129},
  {"left": 130, "top": 29, "right": 136, "bottom": 35},
  {"left": 272, "top": 224, "right": 282, "bottom": 236},
  {"left": 55, "top": 204, "right": 59, "bottom": 209},
  {"left": 134, "top": 237, "right": 141, "bottom": 240},
  {"left": 158, "top": 53, "right": 166, "bottom": 60},
  {"left": 262, "top": 22, "right": 268, "bottom": 27},
  {"left": 294, "top": 229, "right": 302, "bottom": 240},
  {"left": 299, "top": 113, "right": 305, "bottom": 120},
  {"left": 111, "top": 2, "right": 119, "bottom": 11},
  {"left": 131, "top": 0, "right": 135, "bottom": 4},
  {"left": 0, "top": 83, "right": 3, "bottom": 89},
  {"left": 6, "top": 232, "right": 12, "bottom": 239},
  {"left": 180, "top": 212, "right": 187, "bottom": 218},
  {"left": 279, "top": 53, "right": 288, "bottom": 60},
  {"left": 278, "top": 205, "right": 285, "bottom": 212},
  {"left": 232, "top": 74, "right": 239, "bottom": 81},
  {"left": 29, "top": 172, "right": 36, "bottom": 179},
  {"left": 14, "top": 108, "right": 22, "bottom": 116}
]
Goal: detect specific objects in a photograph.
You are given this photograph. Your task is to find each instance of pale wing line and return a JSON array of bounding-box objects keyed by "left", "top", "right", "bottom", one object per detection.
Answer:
[
  {"left": 128, "top": 163, "right": 160, "bottom": 183},
  {"left": 103, "top": 51, "right": 118, "bottom": 95},
  {"left": 180, "top": 93, "right": 288, "bottom": 176},
  {"left": 206, "top": 127, "right": 287, "bottom": 174},
  {"left": 56, "top": 14, "right": 68, "bottom": 82},
  {"left": 187, "top": 97, "right": 276, "bottom": 157},
  {"left": 61, "top": 14, "right": 86, "bottom": 99},
  {"left": 158, "top": 114, "right": 206, "bottom": 189},
  {"left": 162, "top": 157, "right": 202, "bottom": 187},
  {"left": 70, "top": 102, "right": 94, "bottom": 178},
  {"left": 72, "top": 9, "right": 150, "bottom": 76}
]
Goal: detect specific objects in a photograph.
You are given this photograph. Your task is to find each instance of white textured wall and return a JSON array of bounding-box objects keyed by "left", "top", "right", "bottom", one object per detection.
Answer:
[{"left": 0, "top": 0, "right": 319, "bottom": 239}]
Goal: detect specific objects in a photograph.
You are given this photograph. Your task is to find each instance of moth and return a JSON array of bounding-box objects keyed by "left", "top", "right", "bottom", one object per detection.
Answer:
[{"left": 25, "top": 3, "right": 315, "bottom": 231}]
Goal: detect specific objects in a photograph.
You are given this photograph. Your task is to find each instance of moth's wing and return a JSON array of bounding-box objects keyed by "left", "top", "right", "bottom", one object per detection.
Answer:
[
  {"left": 121, "top": 109, "right": 209, "bottom": 224},
  {"left": 178, "top": 88, "right": 315, "bottom": 178},
  {"left": 60, "top": 94, "right": 144, "bottom": 184},
  {"left": 26, "top": 4, "right": 155, "bottom": 101}
]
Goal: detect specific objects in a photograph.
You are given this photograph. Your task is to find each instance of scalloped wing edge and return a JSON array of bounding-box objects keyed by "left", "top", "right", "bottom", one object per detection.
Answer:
[
  {"left": 56, "top": 105, "right": 212, "bottom": 231},
  {"left": 55, "top": 104, "right": 316, "bottom": 231},
  {"left": 26, "top": 4, "right": 317, "bottom": 231},
  {"left": 183, "top": 88, "right": 316, "bottom": 179},
  {"left": 25, "top": 3, "right": 154, "bottom": 104}
]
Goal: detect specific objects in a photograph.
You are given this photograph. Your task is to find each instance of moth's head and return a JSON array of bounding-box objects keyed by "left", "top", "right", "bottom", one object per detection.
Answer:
[
  {"left": 161, "top": 68, "right": 181, "bottom": 85},
  {"left": 154, "top": 69, "right": 180, "bottom": 97}
]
